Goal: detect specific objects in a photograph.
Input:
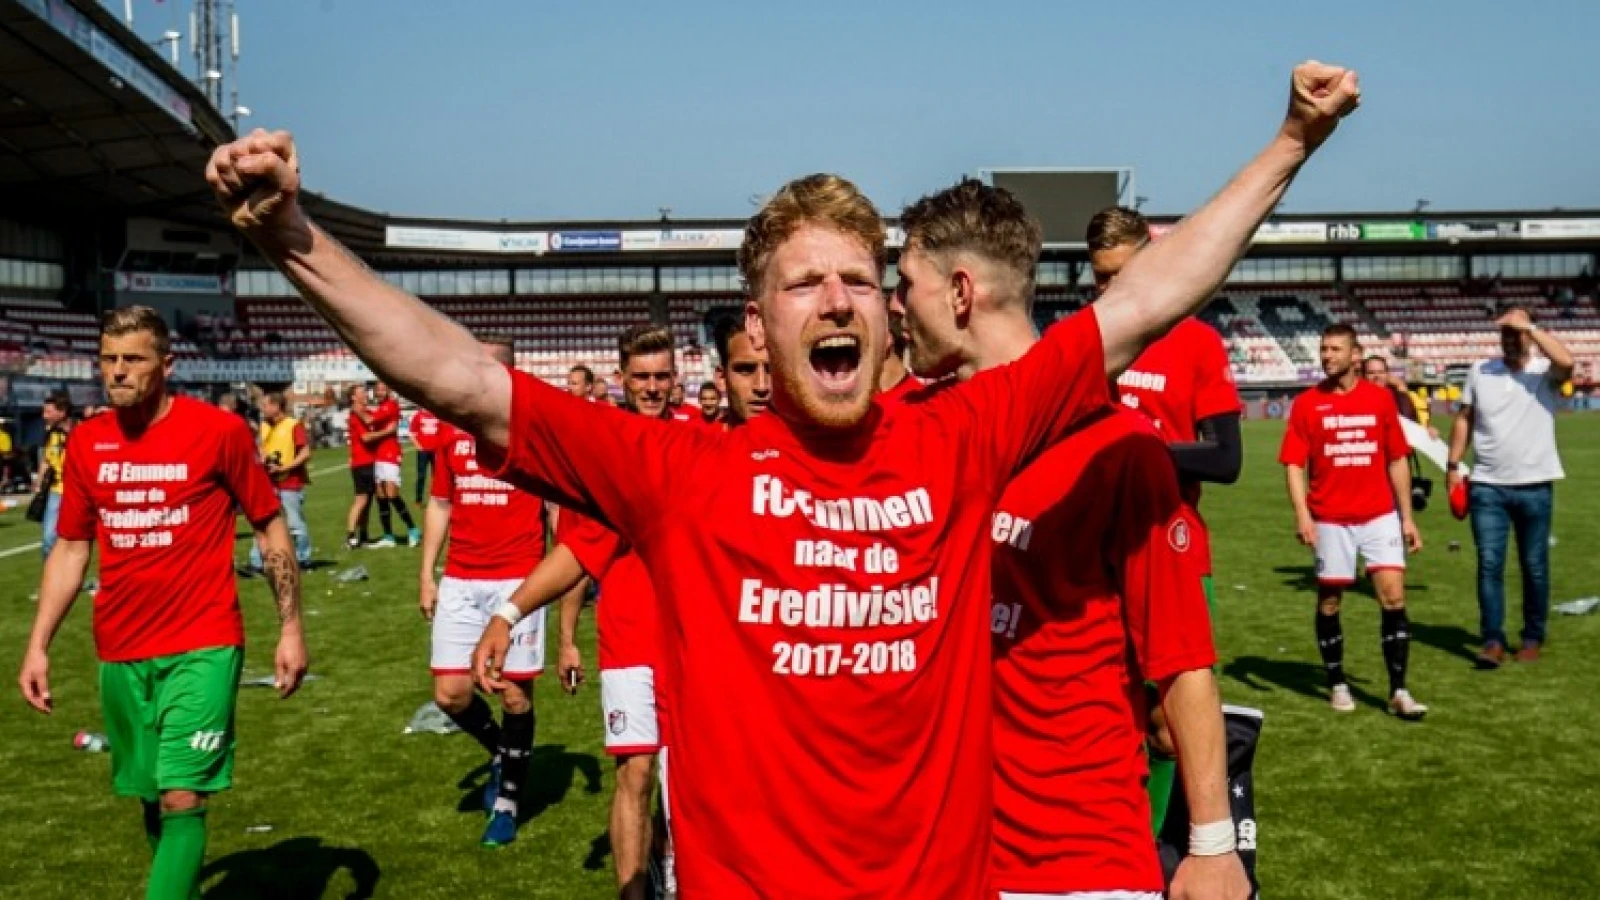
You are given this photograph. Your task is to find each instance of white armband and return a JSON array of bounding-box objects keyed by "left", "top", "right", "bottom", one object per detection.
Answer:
[
  {"left": 1189, "top": 818, "right": 1238, "bottom": 856},
  {"left": 492, "top": 601, "right": 524, "bottom": 627}
]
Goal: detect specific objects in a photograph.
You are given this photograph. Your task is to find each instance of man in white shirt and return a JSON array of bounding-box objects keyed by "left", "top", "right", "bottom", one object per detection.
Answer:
[{"left": 1447, "top": 302, "right": 1574, "bottom": 668}]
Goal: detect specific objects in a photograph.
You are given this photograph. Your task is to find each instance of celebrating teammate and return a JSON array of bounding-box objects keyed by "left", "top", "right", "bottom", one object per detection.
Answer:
[
  {"left": 1088, "top": 204, "right": 1245, "bottom": 834},
  {"left": 418, "top": 335, "right": 548, "bottom": 848},
  {"left": 343, "top": 383, "right": 377, "bottom": 549},
  {"left": 477, "top": 323, "right": 691, "bottom": 898},
  {"left": 367, "top": 382, "right": 420, "bottom": 547},
  {"left": 411, "top": 404, "right": 443, "bottom": 504},
  {"left": 210, "top": 61, "right": 1358, "bottom": 896},
  {"left": 894, "top": 180, "right": 1248, "bottom": 900},
  {"left": 1280, "top": 323, "right": 1428, "bottom": 720},
  {"left": 18, "top": 306, "right": 308, "bottom": 900}
]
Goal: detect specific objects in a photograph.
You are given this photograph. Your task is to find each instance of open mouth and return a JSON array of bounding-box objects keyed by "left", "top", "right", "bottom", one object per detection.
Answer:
[{"left": 809, "top": 334, "right": 862, "bottom": 391}]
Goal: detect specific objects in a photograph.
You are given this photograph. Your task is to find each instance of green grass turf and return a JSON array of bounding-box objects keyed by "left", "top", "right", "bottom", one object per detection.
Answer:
[{"left": 0, "top": 417, "right": 1597, "bottom": 898}]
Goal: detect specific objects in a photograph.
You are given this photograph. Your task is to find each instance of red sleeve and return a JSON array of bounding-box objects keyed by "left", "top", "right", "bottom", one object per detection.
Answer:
[
  {"left": 220, "top": 418, "right": 281, "bottom": 528},
  {"left": 1113, "top": 433, "right": 1217, "bottom": 681},
  {"left": 931, "top": 308, "right": 1110, "bottom": 492},
  {"left": 479, "top": 367, "right": 703, "bottom": 544},
  {"left": 1277, "top": 396, "right": 1310, "bottom": 466},
  {"left": 1382, "top": 397, "right": 1411, "bottom": 462},
  {"left": 1190, "top": 324, "right": 1243, "bottom": 421},
  {"left": 429, "top": 439, "right": 454, "bottom": 501},
  {"left": 55, "top": 430, "right": 97, "bottom": 542},
  {"left": 292, "top": 423, "right": 308, "bottom": 451},
  {"left": 555, "top": 505, "right": 627, "bottom": 581}
]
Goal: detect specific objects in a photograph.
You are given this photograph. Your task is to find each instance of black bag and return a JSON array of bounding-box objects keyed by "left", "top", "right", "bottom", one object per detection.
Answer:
[
  {"left": 1158, "top": 705, "right": 1262, "bottom": 898},
  {"left": 25, "top": 467, "right": 53, "bottom": 523}
]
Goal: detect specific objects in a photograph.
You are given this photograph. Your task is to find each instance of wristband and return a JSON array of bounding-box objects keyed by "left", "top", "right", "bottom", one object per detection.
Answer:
[
  {"left": 1189, "top": 819, "right": 1237, "bottom": 856},
  {"left": 492, "top": 601, "right": 524, "bottom": 627}
]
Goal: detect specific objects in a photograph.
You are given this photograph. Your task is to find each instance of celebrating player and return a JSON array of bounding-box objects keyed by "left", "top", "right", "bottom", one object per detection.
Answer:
[
  {"left": 367, "top": 382, "right": 420, "bottom": 547},
  {"left": 894, "top": 179, "right": 1248, "bottom": 900},
  {"left": 566, "top": 364, "right": 596, "bottom": 399},
  {"left": 1280, "top": 323, "right": 1428, "bottom": 720},
  {"left": 18, "top": 306, "right": 308, "bottom": 900},
  {"left": 411, "top": 404, "right": 443, "bottom": 504},
  {"left": 343, "top": 383, "right": 377, "bottom": 549},
  {"left": 477, "top": 323, "right": 691, "bottom": 898},
  {"left": 1087, "top": 204, "right": 1245, "bottom": 834},
  {"left": 210, "top": 61, "right": 1358, "bottom": 896},
  {"left": 418, "top": 335, "right": 548, "bottom": 848}
]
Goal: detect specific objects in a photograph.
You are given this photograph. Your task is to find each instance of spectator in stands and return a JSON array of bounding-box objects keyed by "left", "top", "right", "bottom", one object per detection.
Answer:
[
  {"left": 1448, "top": 302, "right": 1575, "bottom": 668},
  {"left": 566, "top": 365, "right": 596, "bottom": 399},
  {"left": 249, "top": 391, "right": 313, "bottom": 569},
  {"left": 36, "top": 391, "right": 71, "bottom": 559}
]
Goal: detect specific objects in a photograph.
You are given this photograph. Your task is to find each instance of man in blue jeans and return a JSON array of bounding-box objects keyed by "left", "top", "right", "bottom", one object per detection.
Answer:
[
  {"left": 1447, "top": 303, "right": 1574, "bottom": 668},
  {"left": 37, "top": 392, "right": 72, "bottom": 560},
  {"left": 250, "top": 391, "right": 314, "bottom": 569}
]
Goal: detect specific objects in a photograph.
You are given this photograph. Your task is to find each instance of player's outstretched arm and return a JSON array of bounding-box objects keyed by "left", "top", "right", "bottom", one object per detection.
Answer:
[
  {"left": 18, "top": 539, "right": 93, "bottom": 714},
  {"left": 1095, "top": 62, "right": 1360, "bottom": 374},
  {"left": 206, "top": 130, "right": 512, "bottom": 447},
  {"left": 257, "top": 515, "right": 308, "bottom": 698}
]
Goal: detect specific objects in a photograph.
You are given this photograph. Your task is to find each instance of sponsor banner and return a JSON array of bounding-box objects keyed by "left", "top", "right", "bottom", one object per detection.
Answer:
[
  {"left": 549, "top": 231, "right": 622, "bottom": 252},
  {"left": 19, "top": 0, "right": 193, "bottom": 128},
  {"left": 1358, "top": 222, "right": 1427, "bottom": 241},
  {"left": 885, "top": 226, "right": 907, "bottom": 250},
  {"left": 1520, "top": 218, "right": 1600, "bottom": 240},
  {"left": 621, "top": 231, "right": 660, "bottom": 251},
  {"left": 117, "top": 272, "right": 226, "bottom": 294},
  {"left": 1327, "top": 222, "right": 1362, "bottom": 241},
  {"left": 621, "top": 229, "right": 745, "bottom": 252},
  {"left": 1253, "top": 221, "right": 1328, "bottom": 244},
  {"left": 385, "top": 226, "right": 548, "bottom": 255},
  {"left": 1428, "top": 221, "right": 1520, "bottom": 241}
]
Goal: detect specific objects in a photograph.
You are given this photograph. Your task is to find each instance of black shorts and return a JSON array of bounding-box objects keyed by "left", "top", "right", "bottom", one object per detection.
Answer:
[{"left": 351, "top": 464, "right": 376, "bottom": 495}]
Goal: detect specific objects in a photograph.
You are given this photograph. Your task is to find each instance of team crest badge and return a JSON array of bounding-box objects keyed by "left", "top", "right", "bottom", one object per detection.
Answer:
[
  {"left": 1168, "top": 519, "right": 1191, "bottom": 553},
  {"left": 608, "top": 710, "right": 628, "bottom": 736}
]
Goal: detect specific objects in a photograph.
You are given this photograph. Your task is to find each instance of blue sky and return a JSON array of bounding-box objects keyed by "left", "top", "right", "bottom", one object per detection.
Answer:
[{"left": 120, "top": 0, "right": 1599, "bottom": 221}]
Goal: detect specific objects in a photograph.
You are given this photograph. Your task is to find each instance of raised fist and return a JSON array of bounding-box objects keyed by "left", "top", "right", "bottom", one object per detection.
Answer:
[
  {"left": 1282, "top": 61, "right": 1361, "bottom": 154},
  {"left": 205, "top": 129, "right": 302, "bottom": 231}
]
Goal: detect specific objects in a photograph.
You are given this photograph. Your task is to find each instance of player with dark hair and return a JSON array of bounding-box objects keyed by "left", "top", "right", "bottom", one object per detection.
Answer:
[
  {"left": 418, "top": 336, "right": 548, "bottom": 848},
  {"left": 249, "top": 390, "right": 313, "bottom": 569},
  {"left": 710, "top": 313, "right": 772, "bottom": 427},
  {"left": 18, "top": 305, "right": 307, "bottom": 900},
  {"left": 410, "top": 404, "right": 443, "bottom": 504},
  {"left": 210, "top": 62, "right": 1357, "bottom": 895},
  {"left": 367, "top": 382, "right": 420, "bottom": 547},
  {"left": 1281, "top": 323, "right": 1427, "bottom": 719},
  {"left": 343, "top": 383, "right": 377, "bottom": 549},
  {"left": 896, "top": 179, "right": 1247, "bottom": 900}
]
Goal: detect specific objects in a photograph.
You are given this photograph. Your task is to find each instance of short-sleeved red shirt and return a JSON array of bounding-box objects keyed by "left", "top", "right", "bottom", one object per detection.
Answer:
[
  {"left": 429, "top": 423, "right": 545, "bottom": 580},
  {"left": 1278, "top": 378, "right": 1410, "bottom": 524}
]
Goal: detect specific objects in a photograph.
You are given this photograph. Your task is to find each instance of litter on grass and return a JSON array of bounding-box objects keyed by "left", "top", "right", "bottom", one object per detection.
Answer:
[
  {"left": 333, "top": 565, "right": 369, "bottom": 583},
  {"left": 404, "top": 701, "right": 461, "bottom": 735},
  {"left": 241, "top": 674, "right": 322, "bottom": 688},
  {"left": 1554, "top": 597, "right": 1599, "bottom": 616}
]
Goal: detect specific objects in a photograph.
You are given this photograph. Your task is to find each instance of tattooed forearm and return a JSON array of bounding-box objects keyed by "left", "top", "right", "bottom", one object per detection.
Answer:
[{"left": 262, "top": 548, "right": 302, "bottom": 626}]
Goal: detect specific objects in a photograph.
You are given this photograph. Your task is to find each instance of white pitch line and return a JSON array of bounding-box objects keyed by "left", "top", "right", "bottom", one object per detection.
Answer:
[{"left": 0, "top": 461, "right": 353, "bottom": 560}]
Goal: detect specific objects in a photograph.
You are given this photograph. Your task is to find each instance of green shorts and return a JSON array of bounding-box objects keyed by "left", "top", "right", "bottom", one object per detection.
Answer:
[{"left": 99, "top": 645, "right": 243, "bottom": 801}]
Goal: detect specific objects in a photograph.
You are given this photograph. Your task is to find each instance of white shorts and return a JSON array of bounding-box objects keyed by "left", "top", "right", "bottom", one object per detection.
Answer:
[
  {"left": 430, "top": 576, "right": 546, "bottom": 679},
  {"left": 1315, "top": 511, "right": 1406, "bottom": 585},
  {"left": 600, "top": 665, "right": 659, "bottom": 756},
  {"left": 374, "top": 461, "right": 403, "bottom": 485}
]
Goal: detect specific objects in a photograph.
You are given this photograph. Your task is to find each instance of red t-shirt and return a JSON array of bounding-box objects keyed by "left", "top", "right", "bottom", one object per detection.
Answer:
[
  {"left": 878, "top": 373, "right": 921, "bottom": 407},
  {"left": 410, "top": 409, "right": 444, "bottom": 452},
  {"left": 557, "top": 507, "right": 656, "bottom": 671},
  {"left": 1115, "top": 317, "right": 1241, "bottom": 574},
  {"left": 481, "top": 308, "right": 1109, "bottom": 899},
  {"left": 670, "top": 404, "right": 695, "bottom": 423},
  {"left": 56, "top": 397, "right": 281, "bottom": 662},
  {"left": 371, "top": 398, "right": 403, "bottom": 464},
  {"left": 429, "top": 424, "right": 545, "bottom": 581},
  {"left": 347, "top": 407, "right": 375, "bottom": 467},
  {"left": 990, "top": 408, "right": 1215, "bottom": 893},
  {"left": 1278, "top": 378, "right": 1409, "bottom": 524}
]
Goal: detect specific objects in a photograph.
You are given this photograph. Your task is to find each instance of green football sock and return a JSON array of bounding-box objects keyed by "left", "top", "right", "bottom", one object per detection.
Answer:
[
  {"left": 1148, "top": 754, "right": 1177, "bottom": 835},
  {"left": 147, "top": 807, "right": 207, "bottom": 900}
]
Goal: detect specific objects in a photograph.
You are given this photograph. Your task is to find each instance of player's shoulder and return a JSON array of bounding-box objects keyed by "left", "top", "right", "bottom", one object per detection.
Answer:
[{"left": 1176, "top": 315, "right": 1226, "bottom": 343}]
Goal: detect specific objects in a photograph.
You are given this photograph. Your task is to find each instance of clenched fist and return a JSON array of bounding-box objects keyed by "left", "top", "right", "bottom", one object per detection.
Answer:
[
  {"left": 205, "top": 129, "right": 302, "bottom": 231},
  {"left": 1281, "top": 61, "right": 1361, "bottom": 154}
]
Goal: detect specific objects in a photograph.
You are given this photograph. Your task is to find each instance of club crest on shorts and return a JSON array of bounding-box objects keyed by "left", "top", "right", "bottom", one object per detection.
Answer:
[
  {"left": 608, "top": 710, "right": 628, "bottom": 736},
  {"left": 1167, "top": 518, "right": 1191, "bottom": 553}
]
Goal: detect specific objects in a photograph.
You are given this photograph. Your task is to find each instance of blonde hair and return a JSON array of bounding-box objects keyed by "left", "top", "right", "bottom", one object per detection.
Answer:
[
  {"left": 738, "top": 174, "right": 886, "bottom": 297},
  {"left": 101, "top": 305, "right": 171, "bottom": 355}
]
